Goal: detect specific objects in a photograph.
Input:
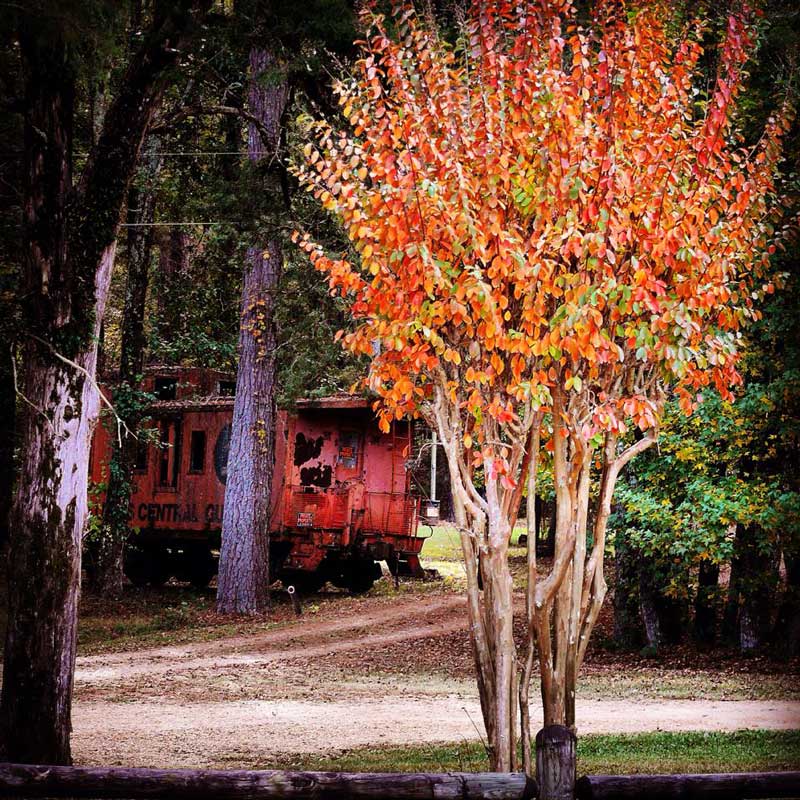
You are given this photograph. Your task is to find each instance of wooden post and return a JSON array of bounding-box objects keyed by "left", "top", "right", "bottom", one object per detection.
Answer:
[{"left": 536, "top": 725, "right": 576, "bottom": 800}]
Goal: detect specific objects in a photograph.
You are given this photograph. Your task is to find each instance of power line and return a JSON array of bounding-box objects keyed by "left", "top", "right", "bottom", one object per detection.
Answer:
[{"left": 121, "top": 221, "right": 235, "bottom": 227}]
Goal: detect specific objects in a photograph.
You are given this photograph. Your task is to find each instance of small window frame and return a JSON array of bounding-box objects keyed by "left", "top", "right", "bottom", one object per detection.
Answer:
[
  {"left": 188, "top": 429, "right": 207, "bottom": 474},
  {"left": 132, "top": 438, "right": 149, "bottom": 474},
  {"left": 154, "top": 377, "right": 178, "bottom": 401}
]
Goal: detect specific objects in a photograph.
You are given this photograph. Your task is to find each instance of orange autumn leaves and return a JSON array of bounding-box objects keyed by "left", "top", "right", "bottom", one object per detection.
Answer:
[{"left": 293, "top": 0, "right": 790, "bottom": 443}]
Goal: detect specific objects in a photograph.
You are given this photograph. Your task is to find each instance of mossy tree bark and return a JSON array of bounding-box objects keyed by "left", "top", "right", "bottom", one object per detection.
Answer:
[
  {"left": 0, "top": 1, "right": 211, "bottom": 765},
  {"left": 216, "top": 46, "right": 289, "bottom": 615}
]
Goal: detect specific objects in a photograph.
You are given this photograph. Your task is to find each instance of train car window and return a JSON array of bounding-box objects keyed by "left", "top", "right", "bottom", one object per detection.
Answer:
[
  {"left": 154, "top": 377, "right": 177, "bottom": 400},
  {"left": 158, "top": 419, "right": 181, "bottom": 488},
  {"left": 189, "top": 430, "right": 206, "bottom": 473},
  {"left": 217, "top": 380, "right": 236, "bottom": 396},
  {"left": 133, "top": 438, "right": 149, "bottom": 473}
]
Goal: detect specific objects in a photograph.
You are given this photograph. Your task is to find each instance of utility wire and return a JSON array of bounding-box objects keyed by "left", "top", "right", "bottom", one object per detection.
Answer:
[{"left": 120, "top": 221, "right": 235, "bottom": 227}]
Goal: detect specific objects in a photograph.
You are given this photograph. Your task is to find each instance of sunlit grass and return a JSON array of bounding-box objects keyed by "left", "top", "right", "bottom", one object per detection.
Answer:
[{"left": 267, "top": 730, "right": 800, "bottom": 775}]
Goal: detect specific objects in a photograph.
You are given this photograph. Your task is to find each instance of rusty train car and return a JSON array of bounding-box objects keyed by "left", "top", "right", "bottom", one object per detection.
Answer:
[{"left": 89, "top": 368, "right": 427, "bottom": 593}]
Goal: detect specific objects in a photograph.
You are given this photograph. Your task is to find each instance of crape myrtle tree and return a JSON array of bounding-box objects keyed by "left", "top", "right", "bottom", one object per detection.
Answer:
[{"left": 295, "top": 0, "right": 793, "bottom": 773}]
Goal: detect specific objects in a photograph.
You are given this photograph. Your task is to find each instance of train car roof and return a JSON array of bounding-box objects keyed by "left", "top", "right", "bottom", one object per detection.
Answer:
[
  {"left": 295, "top": 395, "right": 372, "bottom": 411},
  {"left": 145, "top": 394, "right": 373, "bottom": 415}
]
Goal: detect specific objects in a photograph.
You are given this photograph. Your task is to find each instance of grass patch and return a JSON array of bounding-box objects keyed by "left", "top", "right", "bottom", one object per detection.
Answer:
[
  {"left": 270, "top": 730, "right": 800, "bottom": 775},
  {"left": 419, "top": 523, "right": 528, "bottom": 562}
]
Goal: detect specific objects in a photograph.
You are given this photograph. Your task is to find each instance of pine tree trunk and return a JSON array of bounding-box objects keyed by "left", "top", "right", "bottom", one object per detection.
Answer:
[
  {"left": 91, "top": 148, "right": 161, "bottom": 597},
  {"left": 216, "top": 47, "right": 288, "bottom": 615}
]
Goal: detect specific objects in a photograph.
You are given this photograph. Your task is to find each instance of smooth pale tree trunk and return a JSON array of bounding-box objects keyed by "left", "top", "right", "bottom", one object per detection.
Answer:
[
  {"left": 90, "top": 147, "right": 162, "bottom": 597},
  {"left": 216, "top": 47, "right": 289, "bottom": 615},
  {"left": 0, "top": 2, "right": 211, "bottom": 765},
  {"left": 429, "top": 383, "right": 656, "bottom": 773}
]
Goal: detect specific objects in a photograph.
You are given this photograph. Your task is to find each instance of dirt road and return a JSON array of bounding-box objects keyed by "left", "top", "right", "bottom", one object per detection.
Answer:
[{"left": 71, "top": 591, "right": 800, "bottom": 768}]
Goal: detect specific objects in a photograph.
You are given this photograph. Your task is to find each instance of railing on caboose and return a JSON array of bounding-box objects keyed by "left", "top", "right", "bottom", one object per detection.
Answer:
[{"left": 279, "top": 485, "right": 418, "bottom": 539}]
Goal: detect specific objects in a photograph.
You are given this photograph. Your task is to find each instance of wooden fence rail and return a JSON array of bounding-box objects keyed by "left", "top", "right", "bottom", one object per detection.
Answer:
[
  {"left": 2, "top": 762, "right": 800, "bottom": 799},
  {"left": 576, "top": 771, "right": 800, "bottom": 799},
  {"left": 0, "top": 763, "right": 537, "bottom": 800}
]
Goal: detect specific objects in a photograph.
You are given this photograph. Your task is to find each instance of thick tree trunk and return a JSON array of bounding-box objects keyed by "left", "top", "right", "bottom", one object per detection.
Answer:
[
  {"left": 739, "top": 532, "right": 779, "bottom": 654},
  {"left": 216, "top": 241, "right": 281, "bottom": 614},
  {"left": 0, "top": 1, "right": 211, "bottom": 764},
  {"left": 90, "top": 148, "right": 161, "bottom": 597},
  {"left": 724, "top": 525, "right": 779, "bottom": 653},
  {"left": 693, "top": 559, "right": 720, "bottom": 646},
  {"left": 1, "top": 250, "right": 113, "bottom": 763},
  {"left": 216, "top": 47, "right": 289, "bottom": 615},
  {"left": 657, "top": 594, "right": 687, "bottom": 645}
]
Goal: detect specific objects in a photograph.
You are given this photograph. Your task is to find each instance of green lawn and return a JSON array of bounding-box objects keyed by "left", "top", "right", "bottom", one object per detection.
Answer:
[
  {"left": 269, "top": 730, "right": 800, "bottom": 775},
  {"left": 419, "top": 523, "right": 528, "bottom": 562}
]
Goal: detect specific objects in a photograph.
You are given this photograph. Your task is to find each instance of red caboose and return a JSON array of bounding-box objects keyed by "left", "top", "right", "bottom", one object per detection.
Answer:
[{"left": 89, "top": 368, "right": 427, "bottom": 592}]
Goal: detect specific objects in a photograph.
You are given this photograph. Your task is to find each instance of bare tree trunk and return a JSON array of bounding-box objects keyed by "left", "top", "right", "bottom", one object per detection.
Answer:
[
  {"left": 427, "top": 384, "right": 655, "bottom": 772},
  {"left": 216, "top": 47, "right": 289, "bottom": 615},
  {"left": 773, "top": 551, "right": 800, "bottom": 658},
  {"left": 613, "top": 530, "right": 642, "bottom": 649},
  {"left": 638, "top": 555, "right": 663, "bottom": 651},
  {"left": 693, "top": 559, "right": 720, "bottom": 646},
  {"left": 519, "top": 422, "right": 541, "bottom": 776},
  {"left": 156, "top": 228, "right": 189, "bottom": 342},
  {"left": 725, "top": 525, "right": 780, "bottom": 653},
  {"left": 722, "top": 525, "right": 743, "bottom": 644},
  {"left": 90, "top": 145, "right": 162, "bottom": 597},
  {"left": 0, "top": 352, "right": 14, "bottom": 551},
  {"left": 0, "top": 2, "right": 211, "bottom": 764}
]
